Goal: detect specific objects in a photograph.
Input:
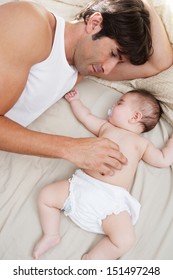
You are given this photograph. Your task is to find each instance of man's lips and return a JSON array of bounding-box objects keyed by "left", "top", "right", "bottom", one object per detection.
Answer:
[{"left": 92, "top": 65, "right": 103, "bottom": 73}]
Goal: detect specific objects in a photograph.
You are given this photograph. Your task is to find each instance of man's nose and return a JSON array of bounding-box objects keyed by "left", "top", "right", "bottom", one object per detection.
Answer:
[{"left": 102, "top": 58, "right": 119, "bottom": 75}]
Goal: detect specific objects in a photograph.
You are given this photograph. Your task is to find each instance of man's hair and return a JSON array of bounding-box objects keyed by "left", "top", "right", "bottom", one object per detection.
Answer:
[
  {"left": 127, "top": 89, "right": 162, "bottom": 132},
  {"left": 76, "top": 0, "right": 153, "bottom": 65}
]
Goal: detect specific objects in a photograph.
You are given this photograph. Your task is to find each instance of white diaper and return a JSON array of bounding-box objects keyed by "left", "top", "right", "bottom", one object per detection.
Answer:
[{"left": 62, "top": 169, "right": 141, "bottom": 234}]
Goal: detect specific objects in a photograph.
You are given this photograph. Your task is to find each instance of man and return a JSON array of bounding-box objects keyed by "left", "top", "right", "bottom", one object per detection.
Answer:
[{"left": 0, "top": 0, "right": 172, "bottom": 175}]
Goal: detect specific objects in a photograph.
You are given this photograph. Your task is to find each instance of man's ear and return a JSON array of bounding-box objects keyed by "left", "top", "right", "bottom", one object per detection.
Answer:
[
  {"left": 130, "top": 111, "right": 143, "bottom": 123},
  {"left": 85, "top": 12, "right": 103, "bottom": 34}
]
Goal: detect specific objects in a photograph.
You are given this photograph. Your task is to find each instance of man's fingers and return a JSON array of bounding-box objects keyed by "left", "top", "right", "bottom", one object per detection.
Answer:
[
  {"left": 106, "top": 141, "right": 127, "bottom": 165},
  {"left": 95, "top": 143, "right": 128, "bottom": 175},
  {"left": 108, "top": 151, "right": 127, "bottom": 167},
  {"left": 68, "top": 137, "right": 127, "bottom": 173}
]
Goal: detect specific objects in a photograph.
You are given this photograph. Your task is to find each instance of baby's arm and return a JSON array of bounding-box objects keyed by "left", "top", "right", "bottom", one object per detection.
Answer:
[
  {"left": 142, "top": 134, "right": 173, "bottom": 167},
  {"left": 65, "top": 90, "right": 107, "bottom": 136}
]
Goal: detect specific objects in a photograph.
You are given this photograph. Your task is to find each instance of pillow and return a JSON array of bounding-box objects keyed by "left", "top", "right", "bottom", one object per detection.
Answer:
[
  {"left": 54, "top": 0, "right": 89, "bottom": 6},
  {"left": 148, "top": 0, "right": 173, "bottom": 45}
]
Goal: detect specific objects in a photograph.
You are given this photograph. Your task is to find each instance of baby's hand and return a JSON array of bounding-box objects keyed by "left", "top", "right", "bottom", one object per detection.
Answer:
[{"left": 65, "top": 89, "right": 80, "bottom": 102}]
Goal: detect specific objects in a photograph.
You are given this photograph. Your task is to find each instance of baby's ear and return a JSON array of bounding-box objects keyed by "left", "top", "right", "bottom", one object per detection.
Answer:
[{"left": 130, "top": 111, "right": 142, "bottom": 123}]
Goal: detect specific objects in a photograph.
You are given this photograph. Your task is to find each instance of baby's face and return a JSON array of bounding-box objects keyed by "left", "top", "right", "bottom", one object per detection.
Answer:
[{"left": 107, "top": 93, "right": 138, "bottom": 127}]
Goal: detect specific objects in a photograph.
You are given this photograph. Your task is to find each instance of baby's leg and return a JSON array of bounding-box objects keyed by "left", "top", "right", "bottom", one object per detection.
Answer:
[
  {"left": 33, "top": 179, "right": 70, "bottom": 259},
  {"left": 82, "top": 212, "right": 135, "bottom": 260}
]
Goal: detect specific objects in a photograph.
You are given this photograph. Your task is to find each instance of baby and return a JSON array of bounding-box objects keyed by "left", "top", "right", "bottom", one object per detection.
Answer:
[{"left": 33, "top": 89, "right": 173, "bottom": 260}]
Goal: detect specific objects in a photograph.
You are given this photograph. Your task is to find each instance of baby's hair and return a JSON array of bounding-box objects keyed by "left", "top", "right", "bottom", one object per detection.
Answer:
[{"left": 127, "top": 89, "right": 162, "bottom": 132}]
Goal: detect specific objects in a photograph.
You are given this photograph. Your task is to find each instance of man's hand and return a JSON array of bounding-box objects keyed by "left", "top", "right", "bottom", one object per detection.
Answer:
[{"left": 64, "top": 137, "right": 127, "bottom": 175}]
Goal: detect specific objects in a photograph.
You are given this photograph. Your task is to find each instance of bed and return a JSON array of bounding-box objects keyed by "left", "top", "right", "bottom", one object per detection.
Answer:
[{"left": 0, "top": 0, "right": 173, "bottom": 260}]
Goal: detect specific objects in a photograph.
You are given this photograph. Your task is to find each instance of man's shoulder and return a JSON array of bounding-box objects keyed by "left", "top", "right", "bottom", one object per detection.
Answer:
[
  {"left": 0, "top": 1, "right": 51, "bottom": 34},
  {"left": 0, "top": 2, "right": 54, "bottom": 64}
]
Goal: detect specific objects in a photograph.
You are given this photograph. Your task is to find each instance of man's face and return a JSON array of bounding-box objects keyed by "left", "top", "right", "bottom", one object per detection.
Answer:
[
  {"left": 73, "top": 35, "right": 125, "bottom": 76},
  {"left": 72, "top": 12, "right": 126, "bottom": 76}
]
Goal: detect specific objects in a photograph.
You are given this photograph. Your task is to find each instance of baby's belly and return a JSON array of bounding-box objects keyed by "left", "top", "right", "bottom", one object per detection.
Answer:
[{"left": 84, "top": 166, "right": 137, "bottom": 191}]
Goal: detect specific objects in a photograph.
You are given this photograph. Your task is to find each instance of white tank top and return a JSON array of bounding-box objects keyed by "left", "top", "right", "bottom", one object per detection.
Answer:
[{"left": 5, "top": 15, "right": 78, "bottom": 127}]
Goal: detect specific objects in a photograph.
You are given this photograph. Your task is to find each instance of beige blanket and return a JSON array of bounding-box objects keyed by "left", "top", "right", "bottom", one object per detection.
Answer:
[{"left": 0, "top": 0, "right": 173, "bottom": 260}]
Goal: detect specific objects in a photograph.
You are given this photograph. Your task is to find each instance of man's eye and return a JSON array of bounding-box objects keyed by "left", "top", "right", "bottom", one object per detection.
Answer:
[
  {"left": 111, "top": 51, "right": 117, "bottom": 58},
  {"left": 111, "top": 51, "right": 123, "bottom": 62}
]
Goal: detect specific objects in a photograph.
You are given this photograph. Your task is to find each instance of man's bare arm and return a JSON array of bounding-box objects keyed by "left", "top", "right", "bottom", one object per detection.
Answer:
[{"left": 0, "top": 116, "right": 127, "bottom": 175}]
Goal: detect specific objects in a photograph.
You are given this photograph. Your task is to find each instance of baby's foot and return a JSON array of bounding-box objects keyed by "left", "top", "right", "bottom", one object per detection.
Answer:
[{"left": 33, "top": 234, "right": 60, "bottom": 259}]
